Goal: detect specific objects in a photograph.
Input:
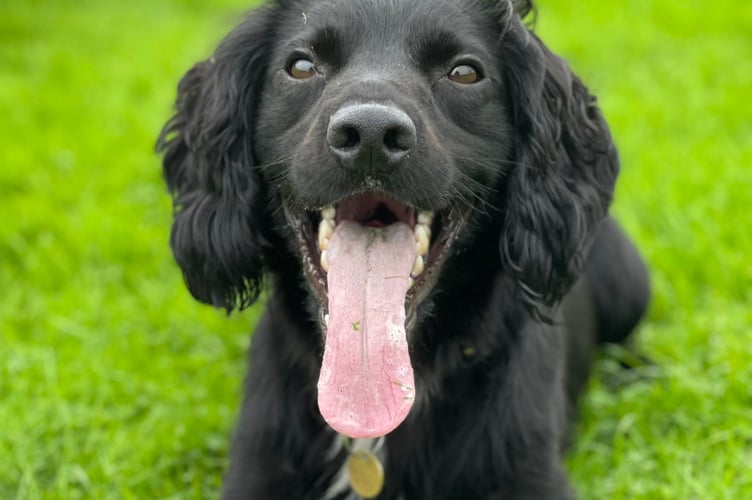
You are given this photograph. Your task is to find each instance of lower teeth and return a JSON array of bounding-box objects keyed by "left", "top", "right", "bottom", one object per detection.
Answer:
[
  {"left": 411, "top": 255, "right": 424, "bottom": 276},
  {"left": 320, "top": 250, "right": 329, "bottom": 272}
]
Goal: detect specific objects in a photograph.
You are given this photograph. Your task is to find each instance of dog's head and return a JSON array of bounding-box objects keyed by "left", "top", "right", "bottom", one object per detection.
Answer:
[{"left": 158, "top": 0, "right": 618, "bottom": 438}]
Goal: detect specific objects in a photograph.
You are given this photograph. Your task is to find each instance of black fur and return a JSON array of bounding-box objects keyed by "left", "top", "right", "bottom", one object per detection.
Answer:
[{"left": 157, "top": 0, "right": 650, "bottom": 498}]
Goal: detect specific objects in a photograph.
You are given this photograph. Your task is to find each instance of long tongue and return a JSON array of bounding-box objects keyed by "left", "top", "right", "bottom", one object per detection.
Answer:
[{"left": 317, "top": 220, "right": 417, "bottom": 438}]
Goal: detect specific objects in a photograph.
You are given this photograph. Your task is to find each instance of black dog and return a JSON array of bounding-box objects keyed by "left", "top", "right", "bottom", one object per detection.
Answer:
[{"left": 158, "top": 0, "right": 650, "bottom": 498}]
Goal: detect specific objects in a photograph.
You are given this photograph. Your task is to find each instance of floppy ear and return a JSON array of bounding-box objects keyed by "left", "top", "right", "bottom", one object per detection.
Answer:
[
  {"left": 156, "top": 8, "right": 275, "bottom": 311},
  {"left": 499, "top": 20, "right": 619, "bottom": 314}
]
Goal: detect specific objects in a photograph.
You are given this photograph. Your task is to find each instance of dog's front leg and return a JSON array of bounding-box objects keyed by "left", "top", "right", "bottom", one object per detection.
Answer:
[{"left": 221, "top": 308, "right": 336, "bottom": 500}]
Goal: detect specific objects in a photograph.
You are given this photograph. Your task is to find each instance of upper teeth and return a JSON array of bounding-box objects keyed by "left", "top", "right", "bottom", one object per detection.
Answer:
[
  {"left": 414, "top": 223, "right": 430, "bottom": 257},
  {"left": 417, "top": 211, "right": 433, "bottom": 225},
  {"left": 411, "top": 255, "right": 425, "bottom": 276},
  {"left": 318, "top": 218, "right": 335, "bottom": 250},
  {"left": 316, "top": 206, "right": 434, "bottom": 288},
  {"left": 318, "top": 206, "right": 336, "bottom": 252},
  {"left": 320, "top": 250, "right": 329, "bottom": 272},
  {"left": 321, "top": 206, "right": 336, "bottom": 220}
]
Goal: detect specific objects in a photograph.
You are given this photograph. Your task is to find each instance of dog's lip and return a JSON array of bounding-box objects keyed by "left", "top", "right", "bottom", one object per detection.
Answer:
[{"left": 283, "top": 193, "right": 465, "bottom": 329}]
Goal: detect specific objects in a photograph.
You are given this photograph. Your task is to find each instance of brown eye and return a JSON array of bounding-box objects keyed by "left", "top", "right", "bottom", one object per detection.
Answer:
[
  {"left": 288, "top": 58, "right": 316, "bottom": 79},
  {"left": 448, "top": 64, "right": 480, "bottom": 84}
]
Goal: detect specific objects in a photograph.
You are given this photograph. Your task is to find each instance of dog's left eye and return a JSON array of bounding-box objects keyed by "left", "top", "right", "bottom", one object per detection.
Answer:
[
  {"left": 288, "top": 58, "right": 317, "bottom": 79},
  {"left": 448, "top": 64, "right": 480, "bottom": 84}
]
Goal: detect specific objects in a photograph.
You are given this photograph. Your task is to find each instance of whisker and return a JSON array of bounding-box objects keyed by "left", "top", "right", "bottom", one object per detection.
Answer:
[
  {"left": 255, "top": 155, "right": 292, "bottom": 172},
  {"left": 443, "top": 166, "right": 502, "bottom": 216},
  {"left": 255, "top": 156, "right": 293, "bottom": 184},
  {"left": 449, "top": 155, "right": 522, "bottom": 169}
]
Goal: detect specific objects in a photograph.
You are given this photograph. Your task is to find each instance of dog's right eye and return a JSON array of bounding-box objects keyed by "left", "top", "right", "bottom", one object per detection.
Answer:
[{"left": 288, "top": 58, "right": 317, "bottom": 79}]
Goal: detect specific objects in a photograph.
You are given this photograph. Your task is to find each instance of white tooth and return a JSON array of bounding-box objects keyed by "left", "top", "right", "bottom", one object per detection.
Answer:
[
  {"left": 414, "top": 223, "right": 430, "bottom": 256},
  {"left": 318, "top": 219, "right": 334, "bottom": 250},
  {"left": 417, "top": 211, "right": 434, "bottom": 225},
  {"left": 408, "top": 276, "right": 414, "bottom": 288},
  {"left": 321, "top": 206, "right": 336, "bottom": 220},
  {"left": 325, "top": 314, "right": 330, "bottom": 326},
  {"left": 320, "top": 250, "right": 329, "bottom": 272},
  {"left": 411, "top": 255, "right": 424, "bottom": 276}
]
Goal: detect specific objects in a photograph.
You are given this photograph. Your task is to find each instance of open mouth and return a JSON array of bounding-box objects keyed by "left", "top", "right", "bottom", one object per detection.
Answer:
[
  {"left": 285, "top": 192, "right": 463, "bottom": 439},
  {"left": 293, "top": 193, "right": 460, "bottom": 311}
]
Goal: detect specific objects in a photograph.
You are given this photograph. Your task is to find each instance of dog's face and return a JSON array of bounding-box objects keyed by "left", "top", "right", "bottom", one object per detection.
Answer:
[
  {"left": 256, "top": 0, "right": 510, "bottom": 212},
  {"left": 256, "top": 0, "right": 511, "bottom": 302},
  {"left": 253, "top": 0, "right": 517, "bottom": 437},
  {"left": 159, "top": 0, "right": 618, "bottom": 439}
]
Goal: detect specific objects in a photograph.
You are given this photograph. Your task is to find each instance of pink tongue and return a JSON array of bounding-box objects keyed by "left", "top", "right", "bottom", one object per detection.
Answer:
[{"left": 317, "top": 220, "right": 417, "bottom": 438}]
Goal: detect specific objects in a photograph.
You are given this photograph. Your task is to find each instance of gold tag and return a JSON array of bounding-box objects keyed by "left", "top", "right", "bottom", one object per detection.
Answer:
[{"left": 347, "top": 449, "right": 384, "bottom": 499}]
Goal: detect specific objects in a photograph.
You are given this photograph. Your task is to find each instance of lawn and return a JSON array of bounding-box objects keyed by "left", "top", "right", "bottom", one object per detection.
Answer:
[{"left": 1, "top": 0, "right": 750, "bottom": 498}]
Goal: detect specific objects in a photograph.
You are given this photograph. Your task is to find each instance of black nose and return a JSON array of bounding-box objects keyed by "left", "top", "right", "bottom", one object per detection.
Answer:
[{"left": 327, "top": 103, "right": 417, "bottom": 175}]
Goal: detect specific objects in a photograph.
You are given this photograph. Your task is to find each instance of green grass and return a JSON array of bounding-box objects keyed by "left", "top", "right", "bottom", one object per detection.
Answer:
[{"left": 1, "top": 0, "right": 749, "bottom": 498}]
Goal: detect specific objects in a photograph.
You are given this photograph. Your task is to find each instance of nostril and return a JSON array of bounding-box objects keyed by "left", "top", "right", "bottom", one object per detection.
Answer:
[
  {"left": 383, "top": 128, "right": 400, "bottom": 151},
  {"left": 343, "top": 127, "right": 360, "bottom": 149},
  {"left": 383, "top": 127, "right": 413, "bottom": 152},
  {"left": 329, "top": 125, "right": 361, "bottom": 152}
]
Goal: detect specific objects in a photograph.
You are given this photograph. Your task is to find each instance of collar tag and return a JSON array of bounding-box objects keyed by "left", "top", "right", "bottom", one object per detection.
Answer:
[{"left": 347, "top": 448, "right": 384, "bottom": 498}]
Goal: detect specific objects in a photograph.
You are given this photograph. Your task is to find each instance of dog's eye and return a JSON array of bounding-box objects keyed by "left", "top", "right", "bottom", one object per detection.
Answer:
[
  {"left": 288, "top": 58, "right": 317, "bottom": 79},
  {"left": 448, "top": 64, "right": 480, "bottom": 84}
]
